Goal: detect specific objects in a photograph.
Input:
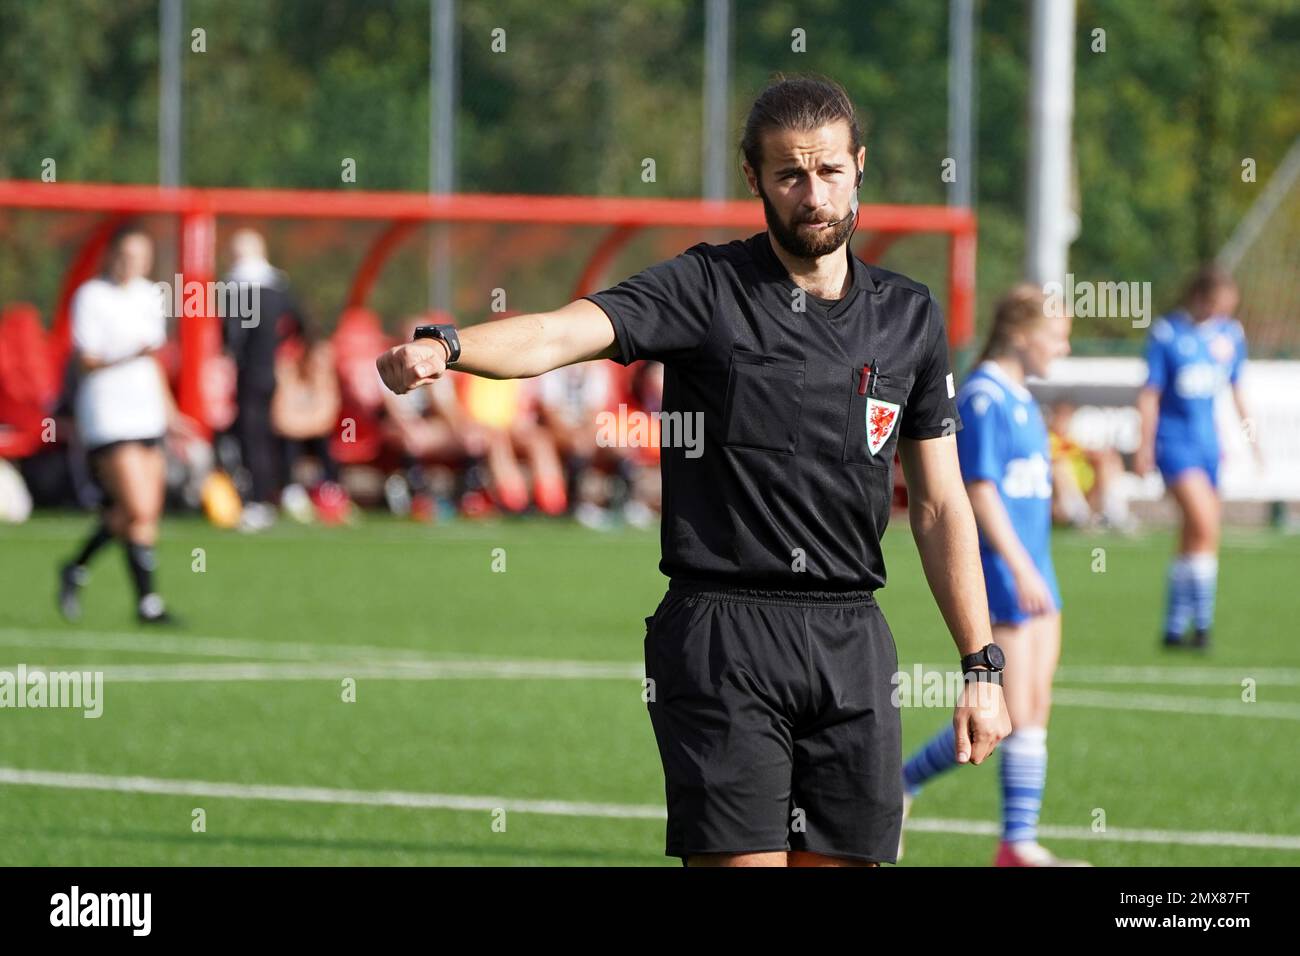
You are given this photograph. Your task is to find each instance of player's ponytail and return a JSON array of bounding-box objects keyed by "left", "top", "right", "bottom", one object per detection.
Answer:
[{"left": 976, "top": 283, "right": 1050, "bottom": 365}]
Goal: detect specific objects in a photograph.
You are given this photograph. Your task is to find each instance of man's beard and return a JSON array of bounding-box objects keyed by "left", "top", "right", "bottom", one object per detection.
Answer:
[{"left": 758, "top": 185, "right": 856, "bottom": 260}]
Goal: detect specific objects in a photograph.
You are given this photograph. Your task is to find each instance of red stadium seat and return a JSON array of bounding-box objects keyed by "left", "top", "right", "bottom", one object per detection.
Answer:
[{"left": 0, "top": 304, "right": 59, "bottom": 459}]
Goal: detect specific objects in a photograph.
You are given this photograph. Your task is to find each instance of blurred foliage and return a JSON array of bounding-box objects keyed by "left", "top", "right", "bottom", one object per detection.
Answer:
[{"left": 0, "top": 0, "right": 1297, "bottom": 347}]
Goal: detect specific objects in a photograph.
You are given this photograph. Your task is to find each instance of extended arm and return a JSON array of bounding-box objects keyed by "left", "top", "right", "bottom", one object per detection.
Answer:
[{"left": 377, "top": 299, "right": 618, "bottom": 393}]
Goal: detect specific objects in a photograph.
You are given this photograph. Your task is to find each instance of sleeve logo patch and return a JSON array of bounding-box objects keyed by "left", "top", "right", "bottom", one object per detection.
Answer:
[
  {"left": 866, "top": 397, "right": 901, "bottom": 456},
  {"left": 945, "top": 372, "right": 955, "bottom": 398}
]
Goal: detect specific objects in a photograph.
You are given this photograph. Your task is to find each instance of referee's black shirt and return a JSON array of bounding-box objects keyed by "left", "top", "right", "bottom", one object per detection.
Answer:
[{"left": 585, "top": 231, "right": 962, "bottom": 593}]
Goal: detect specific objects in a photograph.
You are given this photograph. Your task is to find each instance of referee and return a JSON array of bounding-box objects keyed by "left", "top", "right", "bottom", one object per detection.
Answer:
[{"left": 378, "top": 75, "right": 1010, "bottom": 867}]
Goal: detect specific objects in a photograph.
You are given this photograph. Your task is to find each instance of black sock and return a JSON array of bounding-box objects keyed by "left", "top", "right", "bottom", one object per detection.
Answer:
[
  {"left": 609, "top": 458, "right": 637, "bottom": 510},
  {"left": 405, "top": 461, "right": 430, "bottom": 496},
  {"left": 460, "top": 456, "right": 488, "bottom": 495},
  {"left": 71, "top": 522, "right": 114, "bottom": 569},
  {"left": 564, "top": 454, "right": 591, "bottom": 513},
  {"left": 124, "top": 542, "right": 157, "bottom": 601}
]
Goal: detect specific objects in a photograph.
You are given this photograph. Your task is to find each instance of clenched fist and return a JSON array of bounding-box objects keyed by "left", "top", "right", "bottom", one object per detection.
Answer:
[{"left": 376, "top": 340, "right": 450, "bottom": 394}]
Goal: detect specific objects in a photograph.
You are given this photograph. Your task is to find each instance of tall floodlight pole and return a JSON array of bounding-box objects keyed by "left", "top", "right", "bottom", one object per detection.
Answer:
[
  {"left": 702, "top": 0, "right": 731, "bottom": 201},
  {"left": 947, "top": 0, "right": 977, "bottom": 209},
  {"left": 430, "top": 0, "right": 457, "bottom": 311},
  {"left": 159, "top": 0, "right": 184, "bottom": 284},
  {"left": 1025, "top": 0, "right": 1077, "bottom": 285},
  {"left": 159, "top": 0, "right": 183, "bottom": 188}
]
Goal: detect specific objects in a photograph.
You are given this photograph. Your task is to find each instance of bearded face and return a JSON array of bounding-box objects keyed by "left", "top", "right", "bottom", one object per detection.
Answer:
[
  {"left": 757, "top": 181, "right": 855, "bottom": 260},
  {"left": 747, "top": 120, "right": 862, "bottom": 262}
]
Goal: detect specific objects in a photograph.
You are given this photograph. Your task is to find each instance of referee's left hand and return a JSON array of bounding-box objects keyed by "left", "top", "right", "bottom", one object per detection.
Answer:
[
  {"left": 376, "top": 341, "right": 448, "bottom": 394},
  {"left": 953, "top": 678, "right": 1011, "bottom": 765}
]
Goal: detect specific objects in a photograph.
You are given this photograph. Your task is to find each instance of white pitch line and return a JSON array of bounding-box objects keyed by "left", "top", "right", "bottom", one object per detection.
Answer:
[
  {"left": 6, "top": 662, "right": 1297, "bottom": 721},
  {"left": 1055, "top": 665, "right": 1300, "bottom": 687},
  {"left": 0, "top": 628, "right": 461, "bottom": 664},
  {"left": 1050, "top": 688, "right": 1300, "bottom": 720},
  {"left": 10, "top": 631, "right": 1299, "bottom": 689},
  {"left": 4, "top": 660, "right": 644, "bottom": 682},
  {"left": 1, "top": 766, "right": 1297, "bottom": 852},
  {"left": 0, "top": 767, "right": 660, "bottom": 820},
  {"left": 914, "top": 661, "right": 1300, "bottom": 687}
]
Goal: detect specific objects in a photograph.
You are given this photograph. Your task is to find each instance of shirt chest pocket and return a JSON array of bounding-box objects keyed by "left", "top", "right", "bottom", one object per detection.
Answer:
[
  {"left": 843, "top": 367, "right": 911, "bottom": 465},
  {"left": 722, "top": 348, "right": 806, "bottom": 455}
]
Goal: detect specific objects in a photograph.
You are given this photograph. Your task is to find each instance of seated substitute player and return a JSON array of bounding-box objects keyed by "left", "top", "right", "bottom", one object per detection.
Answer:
[
  {"left": 898, "top": 285, "right": 1088, "bottom": 867},
  {"left": 533, "top": 359, "right": 631, "bottom": 528},
  {"left": 377, "top": 74, "right": 1011, "bottom": 867},
  {"left": 1136, "top": 266, "right": 1258, "bottom": 651}
]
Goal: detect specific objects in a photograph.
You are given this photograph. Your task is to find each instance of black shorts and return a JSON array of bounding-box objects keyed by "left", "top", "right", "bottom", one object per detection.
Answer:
[
  {"left": 86, "top": 436, "right": 163, "bottom": 506},
  {"left": 643, "top": 580, "right": 903, "bottom": 864}
]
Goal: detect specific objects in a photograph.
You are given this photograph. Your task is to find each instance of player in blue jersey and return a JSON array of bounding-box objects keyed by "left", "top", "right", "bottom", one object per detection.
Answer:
[
  {"left": 897, "top": 285, "right": 1088, "bottom": 866},
  {"left": 1136, "top": 266, "right": 1254, "bottom": 651}
]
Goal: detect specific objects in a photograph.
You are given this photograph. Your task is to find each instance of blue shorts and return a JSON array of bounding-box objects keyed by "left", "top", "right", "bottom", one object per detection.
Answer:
[
  {"left": 1155, "top": 438, "right": 1219, "bottom": 489},
  {"left": 982, "top": 551, "right": 1062, "bottom": 627}
]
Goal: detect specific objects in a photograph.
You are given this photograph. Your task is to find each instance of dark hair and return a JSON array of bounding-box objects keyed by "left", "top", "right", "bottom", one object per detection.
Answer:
[
  {"left": 101, "top": 222, "right": 152, "bottom": 280},
  {"left": 740, "top": 74, "right": 862, "bottom": 176},
  {"left": 1180, "top": 263, "right": 1237, "bottom": 308},
  {"left": 106, "top": 221, "right": 151, "bottom": 252}
]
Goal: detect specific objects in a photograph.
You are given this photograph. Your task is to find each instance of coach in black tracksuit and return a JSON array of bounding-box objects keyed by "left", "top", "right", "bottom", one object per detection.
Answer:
[
  {"left": 375, "top": 76, "right": 1011, "bottom": 867},
  {"left": 223, "top": 230, "right": 307, "bottom": 509}
]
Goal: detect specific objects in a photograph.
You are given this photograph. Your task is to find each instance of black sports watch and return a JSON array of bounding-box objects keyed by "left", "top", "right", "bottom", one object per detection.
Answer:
[
  {"left": 961, "top": 643, "right": 1006, "bottom": 673},
  {"left": 413, "top": 323, "right": 461, "bottom": 366}
]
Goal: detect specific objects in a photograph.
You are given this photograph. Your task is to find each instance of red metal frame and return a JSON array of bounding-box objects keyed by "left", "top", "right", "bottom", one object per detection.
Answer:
[
  {"left": 0, "top": 180, "right": 976, "bottom": 430},
  {"left": 49, "top": 213, "right": 129, "bottom": 367},
  {"left": 347, "top": 219, "right": 421, "bottom": 309}
]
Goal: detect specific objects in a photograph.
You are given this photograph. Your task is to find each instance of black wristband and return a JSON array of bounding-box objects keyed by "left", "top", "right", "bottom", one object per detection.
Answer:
[
  {"left": 961, "top": 643, "right": 1006, "bottom": 673},
  {"left": 413, "top": 323, "right": 461, "bottom": 365}
]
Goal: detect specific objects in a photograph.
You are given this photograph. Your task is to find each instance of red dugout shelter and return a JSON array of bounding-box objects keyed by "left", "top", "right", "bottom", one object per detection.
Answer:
[{"left": 0, "top": 180, "right": 975, "bottom": 452}]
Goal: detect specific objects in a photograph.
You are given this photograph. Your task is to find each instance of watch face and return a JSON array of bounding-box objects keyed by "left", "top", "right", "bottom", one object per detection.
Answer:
[{"left": 986, "top": 644, "right": 1006, "bottom": 670}]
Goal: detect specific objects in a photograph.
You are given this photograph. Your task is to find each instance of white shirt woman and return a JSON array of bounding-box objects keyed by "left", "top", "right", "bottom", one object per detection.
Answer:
[{"left": 71, "top": 275, "right": 168, "bottom": 450}]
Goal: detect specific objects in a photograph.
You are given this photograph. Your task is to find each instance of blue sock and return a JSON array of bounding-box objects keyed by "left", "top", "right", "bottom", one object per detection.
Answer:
[
  {"left": 1188, "top": 554, "right": 1218, "bottom": 632},
  {"left": 1000, "top": 726, "right": 1047, "bottom": 844},
  {"left": 902, "top": 724, "right": 957, "bottom": 796},
  {"left": 1163, "top": 556, "right": 1194, "bottom": 638}
]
